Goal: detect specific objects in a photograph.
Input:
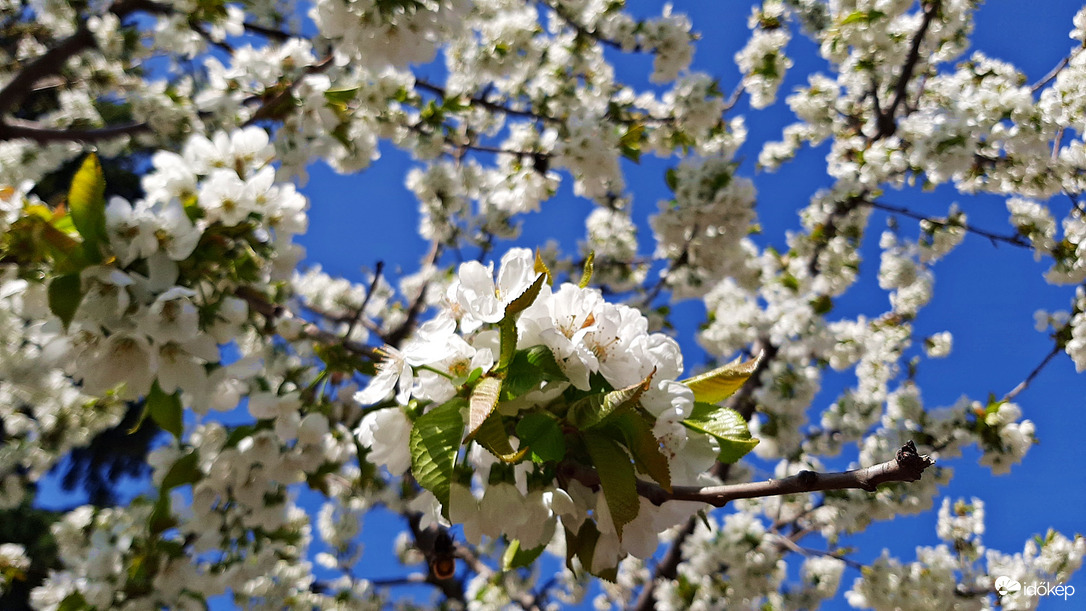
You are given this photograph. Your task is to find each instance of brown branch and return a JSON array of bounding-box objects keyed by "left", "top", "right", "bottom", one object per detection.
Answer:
[
  {"left": 242, "top": 54, "right": 335, "bottom": 126},
  {"left": 537, "top": 0, "right": 631, "bottom": 52},
  {"left": 565, "top": 442, "right": 934, "bottom": 510},
  {"left": 414, "top": 78, "right": 557, "bottom": 124},
  {"left": 0, "top": 118, "right": 151, "bottom": 143},
  {"left": 1001, "top": 343, "right": 1063, "bottom": 403},
  {"left": 862, "top": 198, "right": 1030, "bottom": 248},
  {"left": 233, "top": 285, "right": 379, "bottom": 359},
  {"left": 1031, "top": 52, "right": 1076, "bottom": 94},
  {"left": 875, "top": 1, "right": 939, "bottom": 139},
  {"left": 0, "top": 0, "right": 171, "bottom": 115}
]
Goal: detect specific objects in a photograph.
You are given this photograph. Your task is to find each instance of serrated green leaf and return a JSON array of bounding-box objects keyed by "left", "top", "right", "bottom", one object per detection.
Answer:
[
  {"left": 569, "top": 369, "right": 654, "bottom": 430},
  {"left": 680, "top": 353, "right": 762, "bottom": 404},
  {"left": 502, "top": 539, "right": 546, "bottom": 570},
  {"left": 534, "top": 249, "right": 553, "bottom": 285},
  {"left": 467, "top": 375, "right": 502, "bottom": 436},
  {"left": 504, "top": 272, "right": 546, "bottom": 318},
  {"left": 472, "top": 411, "right": 527, "bottom": 462},
  {"left": 578, "top": 252, "right": 595, "bottom": 288},
  {"left": 48, "top": 273, "right": 82, "bottom": 329},
  {"left": 148, "top": 379, "right": 183, "bottom": 439},
  {"left": 68, "top": 153, "right": 107, "bottom": 262},
  {"left": 515, "top": 412, "right": 565, "bottom": 463},
  {"left": 583, "top": 432, "right": 638, "bottom": 539},
  {"left": 681, "top": 402, "right": 759, "bottom": 464},
  {"left": 160, "top": 450, "right": 201, "bottom": 491},
  {"left": 497, "top": 273, "right": 546, "bottom": 369},
  {"left": 410, "top": 399, "right": 465, "bottom": 514},
  {"left": 604, "top": 410, "right": 670, "bottom": 491}
]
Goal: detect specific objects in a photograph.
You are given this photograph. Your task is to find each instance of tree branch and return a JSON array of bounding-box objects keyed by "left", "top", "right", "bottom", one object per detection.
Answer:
[
  {"left": 862, "top": 198, "right": 1030, "bottom": 248},
  {"left": 875, "top": 1, "right": 938, "bottom": 139},
  {"left": 565, "top": 441, "right": 935, "bottom": 509},
  {"left": 0, "top": 0, "right": 171, "bottom": 116},
  {"left": 233, "top": 285, "right": 379, "bottom": 360},
  {"left": 0, "top": 118, "right": 151, "bottom": 143}
]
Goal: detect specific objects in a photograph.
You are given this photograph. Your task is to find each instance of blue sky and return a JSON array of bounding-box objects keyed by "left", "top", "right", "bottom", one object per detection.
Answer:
[{"left": 294, "top": 1, "right": 1086, "bottom": 606}]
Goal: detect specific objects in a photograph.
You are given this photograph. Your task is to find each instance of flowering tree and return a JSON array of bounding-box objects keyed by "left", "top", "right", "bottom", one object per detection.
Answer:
[{"left": 0, "top": 0, "right": 1084, "bottom": 609}]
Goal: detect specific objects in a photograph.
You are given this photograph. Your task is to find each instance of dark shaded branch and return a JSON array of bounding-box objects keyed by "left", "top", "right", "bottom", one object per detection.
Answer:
[
  {"left": 875, "top": 1, "right": 938, "bottom": 139},
  {"left": 537, "top": 0, "right": 630, "bottom": 51},
  {"left": 0, "top": 119, "right": 151, "bottom": 143},
  {"left": 414, "top": 78, "right": 557, "bottom": 124},
  {"left": 0, "top": 0, "right": 171, "bottom": 115},
  {"left": 233, "top": 285, "right": 379, "bottom": 359},
  {"left": 862, "top": 198, "right": 1030, "bottom": 248},
  {"left": 565, "top": 442, "right": 935, "bottom": 509}
]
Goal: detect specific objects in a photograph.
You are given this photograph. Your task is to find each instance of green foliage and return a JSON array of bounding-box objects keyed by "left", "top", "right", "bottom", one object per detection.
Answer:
[
  {"left": 515, "top": 413, "right": 565, "bottom": 463},
  {"left": 47, "top": 273, "right": 82, "bottom": 329},
  {"left": 502, "top": 539, "right": 547, "bottom": 571},
  {"left": 680, "top": 354, "right": 762, "bottom": 404},
  {"left": 410, "top": 399, "right": 466, "bottom": 515},
  {"left": 583, "top": 432, "right": 638, "bottom": 539},
  {"left": 146, "top": 381, "right": 184, "bottom": 440},
  {"left": 67, "top": 153, "right": 107, "bottom": 263},
  {"left": 682, "top": 403, "right": 759, "bottom": 464}
]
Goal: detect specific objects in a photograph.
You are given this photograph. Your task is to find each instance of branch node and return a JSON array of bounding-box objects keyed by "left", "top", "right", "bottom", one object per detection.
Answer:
[{"left": 895, "top": 440, "right": 936, "bottom": 482}]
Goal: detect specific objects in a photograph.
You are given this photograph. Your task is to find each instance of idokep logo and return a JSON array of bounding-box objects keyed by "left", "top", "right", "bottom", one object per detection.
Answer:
[
  {"left": 995, "top": 576, "right": 1076, "bottom": 601},
  {"left": 995, "top": 576, "right": 1022, "bottom": 596}
]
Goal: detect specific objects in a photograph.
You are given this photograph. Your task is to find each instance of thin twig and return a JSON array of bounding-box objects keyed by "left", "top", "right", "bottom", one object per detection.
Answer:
[
  {"left": 863, "top": 199, "right": 1030, "bottom": 248},
  {"left": 1001, "top": 343, "right": 1064, "bottom": 403},
  {"left": 1031, "top": 52, "right": 1076, "bottom": 93}
]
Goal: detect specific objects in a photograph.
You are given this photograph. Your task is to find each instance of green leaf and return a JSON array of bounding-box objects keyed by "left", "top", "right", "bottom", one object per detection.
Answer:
[
  {"left": 533, "top": 249, "right": 553, "bottom": 285},
  {"left": 680, "top": 353, "right": 762, "bottom": 404},
  {"left": 840, "top": 9, "right": 885, "bottom": 25},
  {"left": 67, "top": 153, "right": 107, "bottom": 262},
  {"left": 583, "top": 432, "right": 638, "bottom": 539},
  {"left": 604, "top": 410, "right": 670, "bottom": 491},
  {"left": 467, "top": 375, "right": 502, "bottom": 436},
  {"left": 497, "top": 273, "right": 546, "bottom": 369},
  {"left": 48, "top": 273, "right": 82, "bottom": 329},
  {"left": 148, "top": 493, "right": 175, "bottom": 535},
  {"left": 410, "top": 399, "right": 465, "bottom": 514},
  {"left": 502, "top": 539, "right": 546, "bottom": 570},
  {"left": 503, "top": 345, "right": 568, "bottom": 399},
  {"left": 569, "top": 370, "right": 654, "bottom": 430},
  {"left": 504, "top": 272, "right": 546, "bottom": 318},
  {"left": 619, "top": 123, "right": 644, "bottom": 162},
  {"left": 57, "top": 592, "right": 89, "bottom": 611},
  {"left": 324, "top": 87, "right": 359, "bottom": 105},
  {"left": 578, "top": 252, "right": 595, "bottom": 288},
  {"left": 564, "top": 521, "right": 617, "bottom": 582},
  {"left": 681, "top": 402, "right": 759, "bottom": 464},
  {"left": 148, "top": 380, "right": 184, "bottom": 439},
  {"left": 515, "top": 413, "right": 566, "bottom": 463},
  {"left": 665, "top": 167, "right": 678, "bottom": 191},
  {"left": 160, "top": 450, "right": 201, "bottom": 491},
  {"left": 472, "top": 411, "right": 527, "bottom": 463}
]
